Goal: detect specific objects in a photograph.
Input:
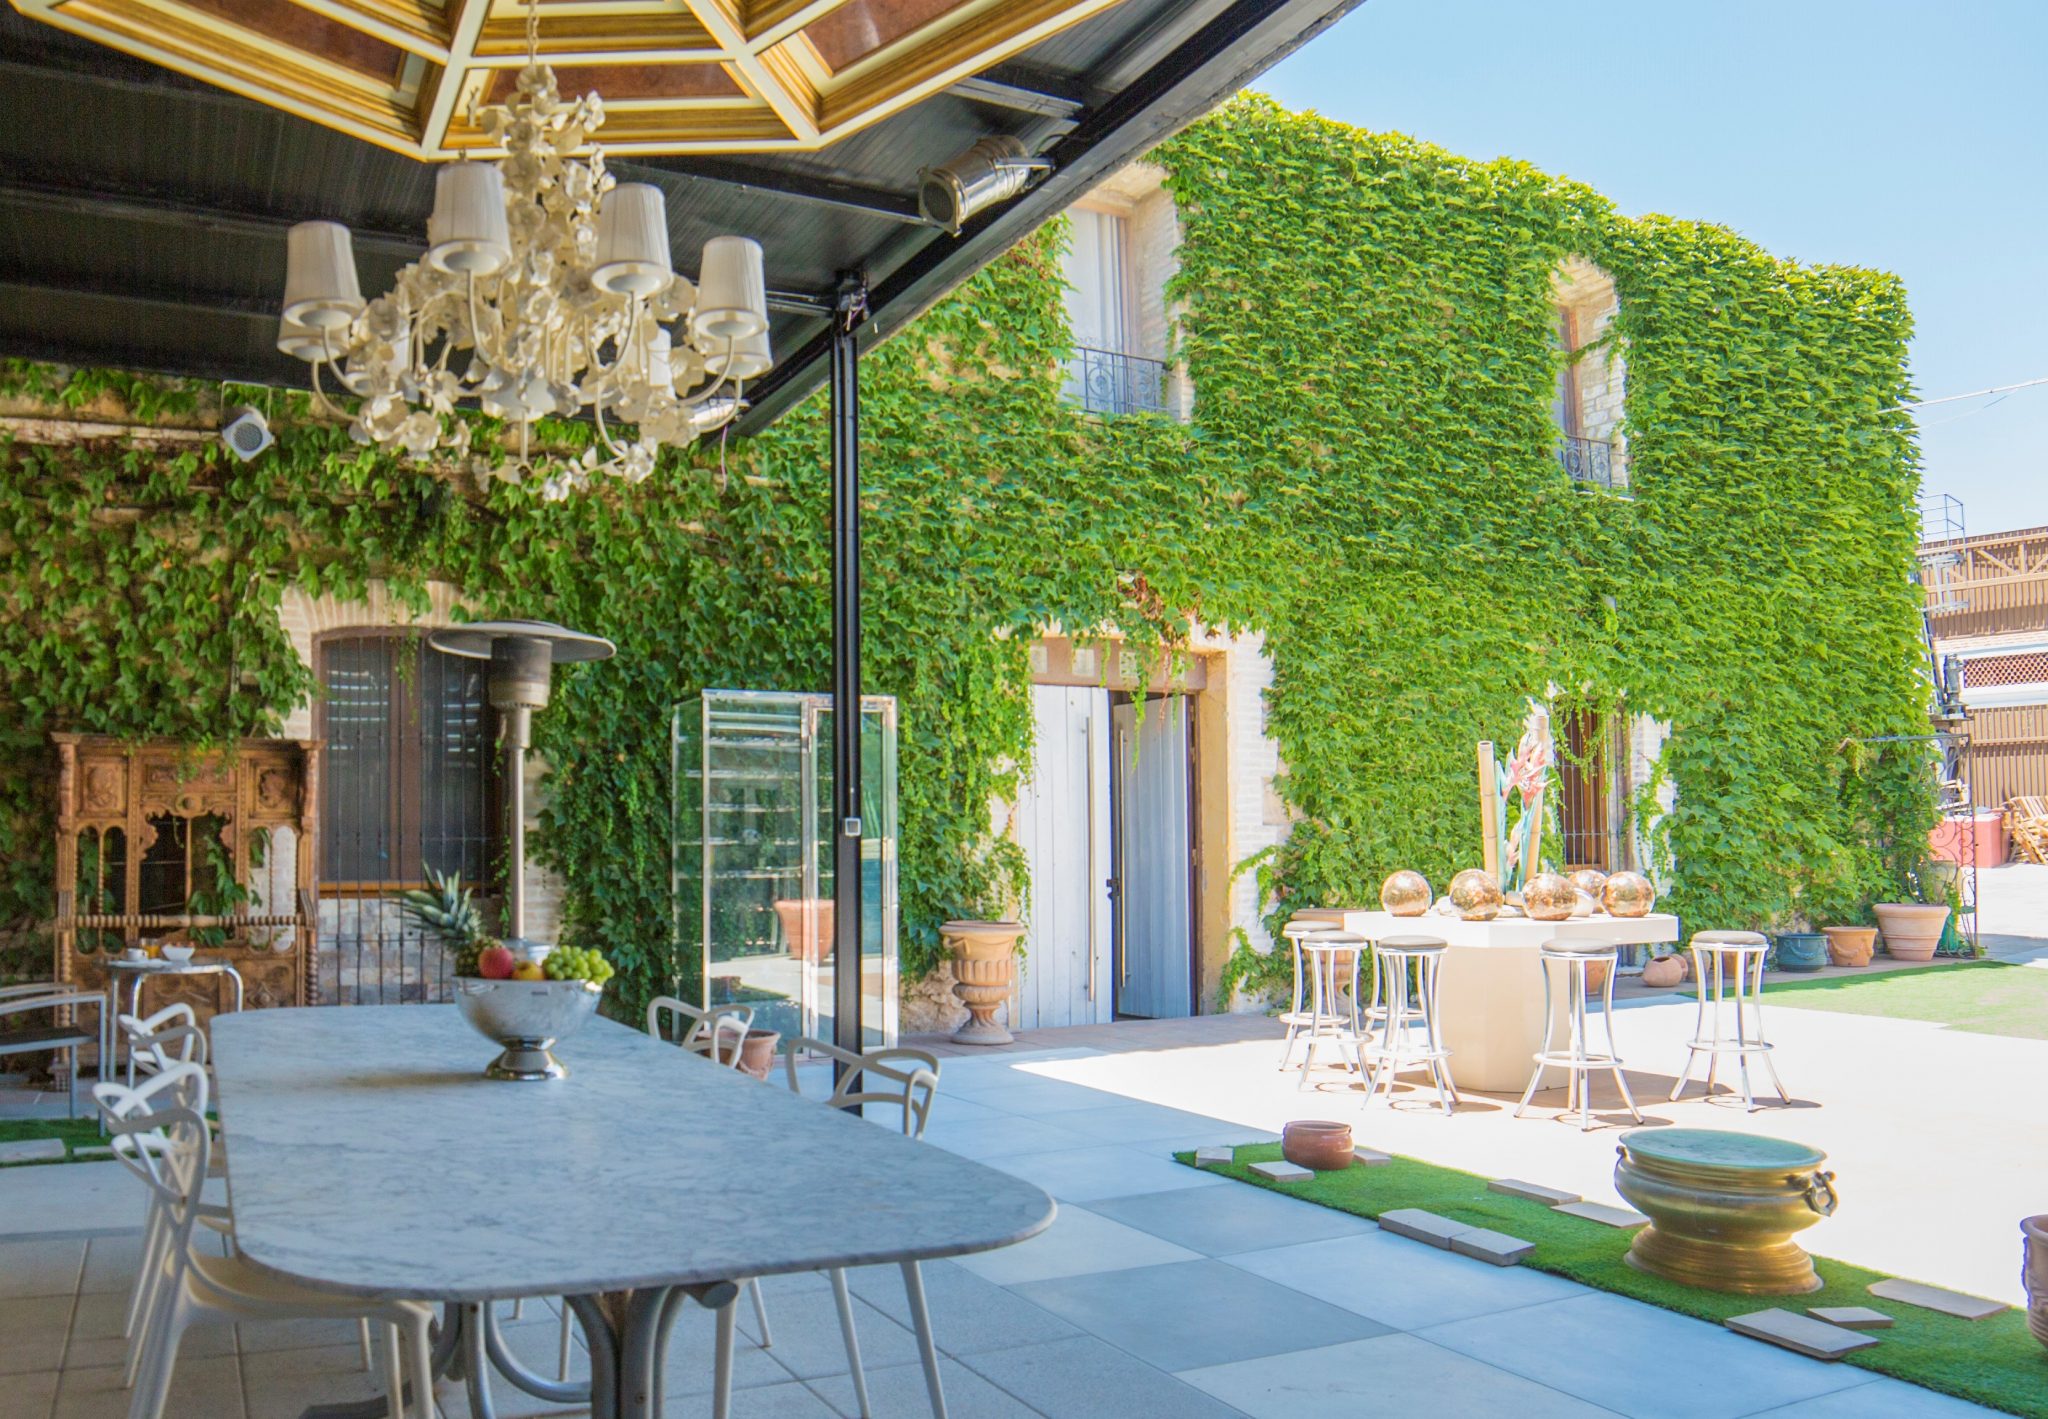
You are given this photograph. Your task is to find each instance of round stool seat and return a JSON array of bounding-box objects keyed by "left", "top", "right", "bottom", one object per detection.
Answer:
[
  {"left": 1673, "top": 930, "right": 1790, "bottom": 1111},
  {"left": 1692, "top": 930, "right": 1768, "bottom": 948},
  {"left": 1516, "top": 937, "right": 1639, "bottom": 1131},
  {"left": 1361, "top": 936, "right": 1456, "bottom": 1116},
  {"left": 1377, "top": 934, "right": 1446, "bottom": 952}
]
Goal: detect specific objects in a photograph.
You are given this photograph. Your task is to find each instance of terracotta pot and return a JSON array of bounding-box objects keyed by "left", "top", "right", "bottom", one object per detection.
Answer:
[
  {"left": 2023, "top": 1215, "right": 2048, "bottom": 1352},
  {"left": 1873, "top": 903, "right": 1949, "bottom": 962},
  {"left": 1641, "top": 953, "right": 1688, "bottom": 989},
  {"left": 735, "top": 1028, "right": 780, "bottom": 1082},
  {"left": 1282, "top": 1120, "right": 1354, "bottom": 1171},
  {"left": 1821, "top": 926, "right": 1876, "bottom": 968},
  {"left": 943, "top": 920, "right": 1024, "bottom": 1046},
  {"left": 773, "top": 899, "right": 835, "bottom": 963}
]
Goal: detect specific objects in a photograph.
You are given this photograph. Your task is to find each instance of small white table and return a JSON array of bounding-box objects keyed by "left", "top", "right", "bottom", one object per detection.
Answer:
[
  {"left": 211, "top": 1006, "right": 1054, "bottom": 1419},
  {"left": 1333, "top": 911, "right": 1681, "bottom": 1092},
  {"left": 101, "top": 955, "right": 245, "bottom": 1083}
]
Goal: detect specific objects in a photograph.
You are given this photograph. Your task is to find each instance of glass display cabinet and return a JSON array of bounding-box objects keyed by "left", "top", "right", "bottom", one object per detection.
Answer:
[{"left": 672, "top": 690, "right": 898, "bottom": 1047}]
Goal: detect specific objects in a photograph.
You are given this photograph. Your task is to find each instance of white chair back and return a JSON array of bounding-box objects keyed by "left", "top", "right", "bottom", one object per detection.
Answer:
[
  {"left": 120, "top": 1003, "right": 206, "bottom": 1075},
  {"left": 646, "top": 995, "right": 753, "bottom": 1067},
  {"left": 782, "top": 1036, "right": 940, "bottom": 1138}
]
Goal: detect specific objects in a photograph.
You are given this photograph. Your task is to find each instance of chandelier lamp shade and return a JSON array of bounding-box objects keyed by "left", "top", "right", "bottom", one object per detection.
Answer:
[{"left": 276, "top": 61, "right": 773, "bottom": 500}]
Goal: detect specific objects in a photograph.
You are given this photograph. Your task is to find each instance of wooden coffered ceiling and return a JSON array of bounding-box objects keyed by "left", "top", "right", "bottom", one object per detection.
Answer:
[{"left": 8, "top": 0, "right": 1144, "bottom": 158}]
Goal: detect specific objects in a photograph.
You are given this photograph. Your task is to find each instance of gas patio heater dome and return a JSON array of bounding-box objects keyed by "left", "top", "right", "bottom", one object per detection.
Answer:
[{"left": 275, "top": 3, "right": 772, "bottom": 501}]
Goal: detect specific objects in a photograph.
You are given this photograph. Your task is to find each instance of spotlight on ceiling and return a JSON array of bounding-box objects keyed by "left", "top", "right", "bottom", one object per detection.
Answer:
[
  {"left": 917, "top": 137, "right": 1053, "bottom": 236},
  {"left": 219, "top": 406, "right": 274, "bottom": 462}
]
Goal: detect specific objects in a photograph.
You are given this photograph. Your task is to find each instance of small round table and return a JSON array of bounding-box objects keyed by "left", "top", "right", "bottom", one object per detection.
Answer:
[{"left": 102, "top": 955, "right": 246, "bottom": 1084}]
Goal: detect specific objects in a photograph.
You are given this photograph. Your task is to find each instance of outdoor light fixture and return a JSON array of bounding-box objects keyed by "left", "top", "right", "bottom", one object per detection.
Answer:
[
  {"left": 275, "top": 2, "right": 773, "bottom": 500},
  {"left": 426, "top": 620, "right": 615, "bottom": 947},
  {"left": 218, "top": 406, "right": 273, "bottom": 462},
  {"left": 917, "top": 136, "right": 1053, "bottom": 236}
]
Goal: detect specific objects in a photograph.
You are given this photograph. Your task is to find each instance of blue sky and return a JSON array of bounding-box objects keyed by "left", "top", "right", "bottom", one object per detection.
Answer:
[{"left": 1259, "top": 0, "right": 2048, "bottom": 536}]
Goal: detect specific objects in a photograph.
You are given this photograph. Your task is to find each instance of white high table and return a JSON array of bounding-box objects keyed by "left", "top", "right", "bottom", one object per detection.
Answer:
[
  {"left": 1333, "top": 910, "right": 1681, "bottom": 1093},
  {"left": 211, "top": 1006, "right": 1055, "bottom": 1419}
]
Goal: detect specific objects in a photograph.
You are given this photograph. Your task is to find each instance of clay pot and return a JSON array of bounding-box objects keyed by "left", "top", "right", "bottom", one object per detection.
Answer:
[
  {"left": 1448, "top": 868, "right": 1502, "bottom": 920},
  {"left": 1602, "top": 871, "right": 1657, "bottom": 918},
  {"left": 1772, "top": 932, "right": 1828, "bottom": 974},
  {"left": 1281, "top": 1120, "right": 1354, "bottom": 1171},
  {"left": 2023, "top": 1215, "right": 2048, "bottom": 1352},
  {"left": 736, "top": 1028, "right": 780, "bottom": 1081},
  {"left": 1380, "top": 870, "right": 1433, "bottom": 917},
  {"left": 1872, "top": 903, "right": 1950, "bottom": 962},
  {"left": 1821, "top": 926, "right": 1876, "bottom": 968},
  {"left": 773, "top": 899, "right": 835, "bottom": 963},
  {"left": 1641, "top": 953, "right": 1688, "bottom": 989},
  {"left": 944, "top": 920, "right": 1025, "bottom": 1046},
  {"left": 1524, "top": 873, "right": 1577, "bottom": 923}
]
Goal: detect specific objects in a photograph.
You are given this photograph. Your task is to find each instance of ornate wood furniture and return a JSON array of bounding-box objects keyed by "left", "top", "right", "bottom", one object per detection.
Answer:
[{"left": 54, "top": 735, "right": 321, "bottom": 1046}]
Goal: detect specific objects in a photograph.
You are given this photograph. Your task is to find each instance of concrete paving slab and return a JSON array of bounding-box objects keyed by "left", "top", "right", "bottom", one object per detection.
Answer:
[
  {"left": 1449, "top": 1227, "right": 1536, "bottom": 1266},
  {"left": 1377, "top": 1208, "right": 1468, "bottom": 1249},
  {"left": 1726, "top": 1309, "right": 1881, "bottom": 1360},
  {"left": 1807, "top": 1306, "right": 1894, "bottom": 1330},
  {"left": 0, "top": 1139, "right": 65, "bottom": 1164},
  {"left": 1490, "top": 1178, "right": 1580, "bottom": 1206},
  {"left": 1249, "top": 1159, "right": 1311, "bottom": 1182},
  {"left": 1553, "top": 1200, "right": 1648, "bottom": 1229},
  {"left": 1866, "top": 1279, "right": 2006, "bottom": 1320}
]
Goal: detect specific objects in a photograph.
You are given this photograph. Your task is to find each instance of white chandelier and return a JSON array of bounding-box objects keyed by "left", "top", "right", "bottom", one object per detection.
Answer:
[{"left": 275, "top": 31, "right": 770, "bottom": 501}]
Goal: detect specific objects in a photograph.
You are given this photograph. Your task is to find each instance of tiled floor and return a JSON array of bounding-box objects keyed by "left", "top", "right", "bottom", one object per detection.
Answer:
[{"left": 0, "top": 1046, "right": 2006, "bottom": 1418}]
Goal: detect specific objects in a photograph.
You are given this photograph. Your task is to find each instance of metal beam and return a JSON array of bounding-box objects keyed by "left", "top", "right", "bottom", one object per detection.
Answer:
[
  {"left": 946, "top": 61, "right": 1099, "bottom": 119},
  {"left": 615, "top": 156, "right": 924, "bottom": 225},
  {"left": 0, "top": 173, "right": 425, "bottom": 258},
  {"left": 829, "top": 274, "right": 869, "bottom": 1067},
  {"left": 736, "top": 0, "right": 1367, "bottom": 431}
]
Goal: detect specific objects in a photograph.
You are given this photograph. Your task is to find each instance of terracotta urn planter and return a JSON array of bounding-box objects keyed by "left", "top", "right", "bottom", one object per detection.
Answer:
[
  {"left": 943, "top": 920, "right": 1025, "bottom": 1046},
  {"left": 736, "top": 1028, "right": 780, "bottom": 1082},
  {"left": 1771, "top": 932, "right": 1828, "bottom": 974},
  {"left": 2023, "top": 1215, "right": 2048, "bottom": 1351},
  {"left": 1873, "top": 903, "right": 1949, "bottom": 962},
  {"left": 1641, "top": 953, "right": 1688, "bottom": 989},
  {"left": 1281, "top": 1120, "right": 1355, "bottom": 1171},
  {"left": 773, "top": 899, "right": 835, "bottom": 963},
  {"left": 1821, "top": 926, "right": 1876, "bottom": 968}
]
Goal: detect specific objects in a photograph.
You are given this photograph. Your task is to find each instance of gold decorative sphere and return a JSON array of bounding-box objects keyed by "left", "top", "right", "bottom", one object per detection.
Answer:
[
  {"left": 1568, "top": 868, "right": 1609, "bottom": 901},
  {"left": 1602, "top": 870, "right": 1657, "bottom": 918},
  {"left": 1447, "top": 868, "right": 1502, "bottom": 920},
  {"left": 1380, "top": 869, "right": 1433, "bottom": 917},
  {"left": 1524, "top": 872, "right": 1577, "bottom": 922}
]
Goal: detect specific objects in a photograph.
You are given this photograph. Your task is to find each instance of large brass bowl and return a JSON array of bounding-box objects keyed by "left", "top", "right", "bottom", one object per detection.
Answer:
[{"left": 1615, "top": 1128, "right": 1836, "bottom": 1294}]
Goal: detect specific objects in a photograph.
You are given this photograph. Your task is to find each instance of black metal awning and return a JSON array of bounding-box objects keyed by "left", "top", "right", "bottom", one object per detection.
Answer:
[{"left": 0, "top": 0, "right": 1360, "bottom": 431}]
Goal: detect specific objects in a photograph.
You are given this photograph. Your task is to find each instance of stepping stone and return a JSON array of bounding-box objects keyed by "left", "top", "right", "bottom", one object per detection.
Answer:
[
  {"left": 1250, "top": 1159, "right": 1313, "bottom": 1183},
  {"left": 1727, "top": 1309, "right": 1881, "bottom": 1360},
  {"left": 1807, "top": 1306, "right": 1893, "bottom": 1331},
  {"left": 1553, "top": 1200, "right": 1648, "bottom": 1229},
  {"left": 0, "top": 1138, "right": 65, "bottom": 1163},
  {"left": 71, "top": 1144, "right": 114, "bottom": 1161},
  {"left": 1351, "top": 1146, "right": 1391, "bottom": 1166},
  {"left": 1490, "top": 1178, "right": 1580, "bottom": 1206},
  {"left": 1377, "top": 1209, "right": 1468, "bottom": 1249},
  {"left": 1867, "top": 1279, "right": 2007, "bottom": 1320},
  {"left": 1194, "top": 1146, "right": 1235, "bottom": 1169},
  {"left": 1450, "top": 1227, "right": 1536, "bottom": 1266}
]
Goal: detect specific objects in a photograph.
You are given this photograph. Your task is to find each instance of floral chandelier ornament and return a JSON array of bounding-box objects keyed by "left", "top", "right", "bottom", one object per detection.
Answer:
[{"left": 275, "top": 10, "right": 770, "bottom": 502}]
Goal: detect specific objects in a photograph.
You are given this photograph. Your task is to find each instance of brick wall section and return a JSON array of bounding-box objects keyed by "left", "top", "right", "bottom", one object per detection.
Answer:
[{"left": 1194, "top": 627, "right": 1289, "bottom": 1010}]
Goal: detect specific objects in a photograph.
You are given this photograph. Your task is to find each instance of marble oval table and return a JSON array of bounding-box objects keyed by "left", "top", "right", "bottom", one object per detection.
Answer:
[
  {"left": 211, "top": 1006, "right": 1055, "bottom": 1419},
  {"left": 1320, "top": 909, "right": 1681, "bottom": 1093}
]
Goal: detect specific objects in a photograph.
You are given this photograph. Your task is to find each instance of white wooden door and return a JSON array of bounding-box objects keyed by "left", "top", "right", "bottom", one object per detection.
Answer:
[{"left": 1013, "top": 685, "right": 1113, "bottom": 1028}]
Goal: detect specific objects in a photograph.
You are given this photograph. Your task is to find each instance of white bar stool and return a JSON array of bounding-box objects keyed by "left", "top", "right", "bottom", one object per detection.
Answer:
[
  {"left": 1294, "top": 932, "right": 1367, "bottom": 1090},
  {"left": 1361, "top": 935, "right": 1456, "bottom": 1116},
  {"left": 1670, "top": 930, "right": 1789, "bottom": 1112},
  {"left": 1277, "top": 919, "right": 1341, "bottom": 1071},
  {"left": 1514, "top": 941, "right": 1641, "bottom": 1131}
]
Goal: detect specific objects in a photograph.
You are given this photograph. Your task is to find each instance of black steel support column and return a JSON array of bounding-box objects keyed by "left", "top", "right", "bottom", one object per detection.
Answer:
[{"left": 829, "top": 276, "right": 869, "bottom": 1065}]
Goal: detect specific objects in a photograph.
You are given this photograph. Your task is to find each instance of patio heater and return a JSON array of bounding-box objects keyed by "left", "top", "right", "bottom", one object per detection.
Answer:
[{"left": 426, "top": 620, "right": 615, "bottom": 950}]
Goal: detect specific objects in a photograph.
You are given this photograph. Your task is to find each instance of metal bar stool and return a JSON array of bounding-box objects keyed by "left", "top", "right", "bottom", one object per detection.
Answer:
[
  {"left": 1515, "top": 941, "right": 1642, "bottom": 1131},
  {"left": 1278, "top": 919, "right": 1341, "bottom": 1071},
  {"left": 1670, "top": 930, "right": 1789, "bottom": 1112},
  {"left": 1295, "top": 932, "right": 1367, "bottom": 1090},
  {"left": 1360, "top": 934, "right": 1456, "bottom": 1116}
]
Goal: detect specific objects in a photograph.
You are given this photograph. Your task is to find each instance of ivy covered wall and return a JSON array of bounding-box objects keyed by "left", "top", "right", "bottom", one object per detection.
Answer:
[{"left": 0, "top": 95, "right": 1931, "bottom": 1013}]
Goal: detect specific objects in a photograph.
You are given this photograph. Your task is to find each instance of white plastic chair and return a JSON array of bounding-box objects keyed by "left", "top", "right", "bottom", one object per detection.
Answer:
[
  {"left": 106, "top": 1073, "right": 438, "bottom": 1419},
  {"left": 739, "top": 1037, "right": 944, "bottom": 1419},
  {"left": 646, "top": 995, "right": 754, "bottom": 1066},
  {"left": 0, "top": 979, "right": 104, "bottom": 1117}
]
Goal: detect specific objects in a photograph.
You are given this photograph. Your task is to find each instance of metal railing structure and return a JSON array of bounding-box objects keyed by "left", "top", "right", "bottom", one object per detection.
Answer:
[
  {"left": 1556, "top": 433, "right": 1619, "bottom": 490},
  {"left": 1064, "top": 346, "right": 1167, "bottom": 416}
]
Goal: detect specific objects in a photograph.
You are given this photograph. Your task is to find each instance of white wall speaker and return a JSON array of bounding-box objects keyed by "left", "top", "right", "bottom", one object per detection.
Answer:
[{"left": 220, "top": 406, "right": 274, "bottom": 462}]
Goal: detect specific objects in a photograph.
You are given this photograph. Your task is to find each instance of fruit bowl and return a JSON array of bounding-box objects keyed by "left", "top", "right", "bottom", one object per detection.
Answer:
[{"left": 454, "top": 977, "right": 602, "bottom": 1081}]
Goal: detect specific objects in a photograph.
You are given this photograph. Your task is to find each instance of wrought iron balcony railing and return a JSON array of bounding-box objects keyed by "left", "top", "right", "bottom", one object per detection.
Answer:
[
  {"left": 1557, "top": 433, "right": 1619, "bottom": 490},
  {"left": 1064, "top": 346, "right": 1167, "bottom": 416}
]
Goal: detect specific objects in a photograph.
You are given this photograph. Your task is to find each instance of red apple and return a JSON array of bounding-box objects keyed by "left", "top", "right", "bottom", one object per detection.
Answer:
[{"left": 477, "top": 944, "right": 516, "bottom": 980}]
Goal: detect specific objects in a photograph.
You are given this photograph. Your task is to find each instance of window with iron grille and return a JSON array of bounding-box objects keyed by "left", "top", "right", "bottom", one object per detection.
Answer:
[{"left": 1964, "top": 652, "right": 2048, "bottom": 689}]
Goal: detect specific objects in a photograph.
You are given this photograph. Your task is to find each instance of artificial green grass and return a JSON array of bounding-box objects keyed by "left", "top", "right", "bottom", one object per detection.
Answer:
[
  {"left": 0, "top": 1115, "right": 107, "bottom": 1166},
  {"left": 1179, "top": 1142, "right": 2046, "bottom": 1418},
  {"left": 1755, "top": 960, "right": 2048, "bottom": 1041}
]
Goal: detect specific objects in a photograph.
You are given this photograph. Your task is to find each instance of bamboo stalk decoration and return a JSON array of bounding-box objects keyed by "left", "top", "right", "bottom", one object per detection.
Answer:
[{"left": 1478, "top": 741, "right": 1501, "bottom": 878}]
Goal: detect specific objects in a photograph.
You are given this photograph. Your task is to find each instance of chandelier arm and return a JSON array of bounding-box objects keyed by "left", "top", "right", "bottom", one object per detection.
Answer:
[
  {"left": 591, "top": 397, "right": 629, "bottom": 461},
  {"left": 306, "top": 357, "right": 355, "bottom": 422}
]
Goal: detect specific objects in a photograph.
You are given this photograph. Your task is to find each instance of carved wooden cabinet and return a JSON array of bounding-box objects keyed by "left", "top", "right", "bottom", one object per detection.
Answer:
[{"left": 54, "top": 735, "right": 321, "bottom": 1041}]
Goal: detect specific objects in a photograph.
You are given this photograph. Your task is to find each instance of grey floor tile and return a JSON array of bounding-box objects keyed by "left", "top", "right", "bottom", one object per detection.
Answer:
[
  {"left": 1178, "top": 1332, "right": 1618, "bottom": 1418},
  {"left": 660, "top": 1380, "right": 842, "bottom": 1419},
  {"left": 0, "top": 1164, "right": 143, "bottom": 1239},
  {"left": 1090, "top": 1184, "right": 1375, "bottom": 1256},
  {"left": 0, "top": 1368, "right": 56, "bottom": 1419},
  {"left": 805, "top": 1355, "right": 1043, "bottom": 1419},
  {"left": 655, "top": 1300, "right": 803, "bottom": 1396},
  {"left": 981, "top": 1146, "right": 1225, "bottom": 1203},
  {"left": 711, "top": 1287, "right": 921, "bottom": 1382},
  {"left": 58, "top": 1355, "right": 244, "bottom": 1419},
  {"left": 241, "top": 1342, "right": 404, "bottom": 1419},
  {"left": 963, "top": 1335, "right": 1245, "bottom": 1419},
  {"left": 78, "top": 1236, "right": 143, "bottom": 1297},
  {"left": 1225, "top": 1231, "right": 1587, "bottom": 1330},
  {"left": 915, "top": 1095, "right": 1007, "bottom": 1130},
  {"left": 940, "top": 1079, "right": 1126, "bottom": 1116},
  {"left": 1010, "top": 1259, "right": 1387, "bottom": 1372},
  {"left": 237, "top": 1315, "right": 371, "bottom": 1355},
  {"left": 922, "top": 1116, "right": 1097, "bottom": 1161},
  {"left": 1745, "top": 1377, "right": 2006, "bottom": 1417},
  {"left": 0, "top": 1296, "right": 73, "bottom": 1377},
  {"left": 1048, "top": 1102, "right": 1245, "bottom": 1144},
  {"left": 951, "top": 1204, "right": 1200, "bottom": 1286},
  {"left": 1420, "top": 1293, "right": 1870, "bottom": 1419},
  {"left": 1125, "top": 1130, "right": 1280, "bottom": 1160},
  {"left": 0, "top": 1240, "right": 84, "bottom": 1301},
  {"left": 65, "top": 1290, "right": 233, "bottom": 1371},
  {"left": 841, "top": 1260, "right": 1079, "bottom": 1355}
]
